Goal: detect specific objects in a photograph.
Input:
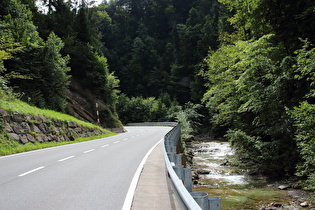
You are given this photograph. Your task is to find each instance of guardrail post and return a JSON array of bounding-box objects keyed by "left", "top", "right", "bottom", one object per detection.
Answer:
[
  {"left": 209, "top": 197, "right": 221, "bottom": 210},
  {"left": 175, "top": 154, "right": 182, "bottom": 166},
  {"left": 183, "top": 168, "right": 192, "bottom": 192},
  {"left": 191, "top": 192, "right": 209, "bottom": 210},
  {"left": 173, "top": 166, "right": 184, "bottom": 180},
  {"left": 167, "top": 152, "right": 175, "bottom": 163}
]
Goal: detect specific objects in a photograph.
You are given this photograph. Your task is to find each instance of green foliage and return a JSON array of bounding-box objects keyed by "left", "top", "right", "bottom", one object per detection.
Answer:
[
  {"left": 202, "top": 35, "right": 302, "bottom": 177},
  {"left": 4, "top": 31, "right": 70, "bottom": 111},
  {"left": 218, "top": 0, "right": 272, "bottom": 40},
  {"left": 116, "top": 94, "right": 169, "bottom": 124},
  {"left": 1, "top": 0, "right": 71, "bottom": 112},
  {"left": 288, "top": 43, "right": 315, "bottom": 190},
  {"left": 289, "top": 102, "right": 315, "bottom": 190},
  {"left": 100, "top": 0, "right": 221, "bottom": 103},
  {"left": 219, "top": 0, "right": 315, "bottom": 52}
]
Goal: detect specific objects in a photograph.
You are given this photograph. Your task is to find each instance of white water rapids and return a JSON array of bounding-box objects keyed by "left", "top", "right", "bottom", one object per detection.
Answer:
[{"left": 191, "top": 141, "right": 248, "bottom": 186}]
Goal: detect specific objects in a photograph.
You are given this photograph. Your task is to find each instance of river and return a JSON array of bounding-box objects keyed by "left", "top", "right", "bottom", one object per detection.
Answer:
[{"left": 188, "top": 140, "right": 310, "bottom": 209}]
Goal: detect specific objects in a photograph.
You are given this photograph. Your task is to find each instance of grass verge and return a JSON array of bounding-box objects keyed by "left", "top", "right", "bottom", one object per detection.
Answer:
[
  {"left": 0, "top": 92, "right": 117, "bottom": 156},
  {"left": 0, "top": 97, "right": 104, "bottom": 130},
  {"left": 0, "top": 132, "right": 116, "bottom": 156}
]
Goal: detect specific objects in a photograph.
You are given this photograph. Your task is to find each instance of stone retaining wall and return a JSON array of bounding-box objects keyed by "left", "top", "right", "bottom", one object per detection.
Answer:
[{"left": 0, "top": 109, "right": 107, "bottom": 144}]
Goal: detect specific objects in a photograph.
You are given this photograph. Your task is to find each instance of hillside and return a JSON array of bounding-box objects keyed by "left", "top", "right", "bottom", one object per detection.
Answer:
[{"left": 0, "top": 92, "right": 115, "bottom": 155}]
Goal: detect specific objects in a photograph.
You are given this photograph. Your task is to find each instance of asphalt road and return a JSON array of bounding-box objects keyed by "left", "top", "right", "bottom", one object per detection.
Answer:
[{"left": 0, "top": 126, "right": 172, "bottom": 210}]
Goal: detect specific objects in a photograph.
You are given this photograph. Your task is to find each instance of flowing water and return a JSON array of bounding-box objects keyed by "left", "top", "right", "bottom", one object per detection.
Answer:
[{"left": 189, "top": 140, "right": 309, "bottom": 210}]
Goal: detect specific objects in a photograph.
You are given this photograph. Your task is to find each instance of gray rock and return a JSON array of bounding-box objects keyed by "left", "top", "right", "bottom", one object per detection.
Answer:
[
  {"left": 47, "top": 135, "right": 54, "bottom": 141},
  {"left": 67, "top": 121, "right": 76, "bottom": 128},
  {"left": 13, "top": 122, "right": 24, "bottom": 134},
  {"left": 27, "top": 134, "right": 35, "bottom": 143},
  {"left": 8, "top": 133, "right": 20, "bottom": 141},
  {"left": 197, "top": 169, "right": 210, "bottom": 175},
  {"left": 20, "top": 135, "right": 28, "bottom": 144},
  {"left": 35, "top": 135, "right": 44, "bottom": 143},
  {"left": 25, "top": 114, "right": 32, "bottom": 122},
  {"left": 0, "top": 109, "right": 9, "bottom": 121},
  {"left": 12, "top": 113, "right": 24, "bottom": 122},
  {"left": 278, "top": 185, "right": 290, "bottom": 190},
  {"left": 52, "top": 126, "right": 60, "bottom": 134},
  {"left": 31, "top": 124, "right": 42, "bottom": 133},
  {"left": 5, "top": 123, "right": 13, "bottom": 132},
  {"left": 38, "top": 123, "right": 47, "bottom": 133},
  {"left": 43, "top": 136, "right": 49, "bottom": 142},
  {"left": 34, "top": 115, "right": 43, "bottom": 123},
  {"left": 21, "top": 122, "right": 31, "bottom": 133}
]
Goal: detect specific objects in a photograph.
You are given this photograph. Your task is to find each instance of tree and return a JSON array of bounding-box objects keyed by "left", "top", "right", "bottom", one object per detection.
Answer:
[
  {"left": 202, "top": 35, "right": 303, "bottom": 177},
  {"left": 1, "top": 0, "right": 70, "bottom": 111},
  {"left": 288, "top": 42, "right": 315, "bottom": 190}
]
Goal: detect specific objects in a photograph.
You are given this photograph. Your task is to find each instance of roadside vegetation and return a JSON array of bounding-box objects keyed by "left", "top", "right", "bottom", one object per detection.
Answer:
[
  {"left": 0, "top": 89, "right": 115, "bottom": 156},
  {"left": 0, "top": 133, "right": 115, "bottom": 156},
  {"left": 0, "top": 92, "right": 107, "bottom": 130}
]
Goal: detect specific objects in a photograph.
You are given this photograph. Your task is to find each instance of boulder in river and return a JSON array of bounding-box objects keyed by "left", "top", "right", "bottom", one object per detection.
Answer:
[
  {"left": 300, "top": 202, "right": 308, "bottom": 207},
  {"left": 278, "top": 185, "right": 290, "bottom": 190},
  {"left": 197, "top": 169, "right": 210, "bottom": 175}
]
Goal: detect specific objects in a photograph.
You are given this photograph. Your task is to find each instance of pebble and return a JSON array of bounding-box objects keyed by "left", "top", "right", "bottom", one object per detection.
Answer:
[{"left": 300, "top": 202, "right": 308, "bottom": 207}]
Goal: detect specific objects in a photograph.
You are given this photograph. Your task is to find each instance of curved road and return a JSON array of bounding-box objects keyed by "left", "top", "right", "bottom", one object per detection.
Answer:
[{"left": 0, "top": 126, "right": 172, "bottom": 210}]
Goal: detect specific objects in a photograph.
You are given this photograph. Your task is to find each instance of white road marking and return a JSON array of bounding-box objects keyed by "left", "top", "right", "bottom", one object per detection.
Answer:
[
  {"left": 18, "top": 166, "right": 45, "bottom": 177},
  {"left": 83, "top": 149, "right": 95, "bottom": 154},
  {"left": 114, "top": 141, "right": 120, "bottom": 144},
  {"left": 123, "top": 138, "right": 128, "bottom": 141},
  {"left": 101, "top": 144, "right": 109, "bottom": 148},
  {"left": 58, "top": 156, "right": 75, "bottom": 162}
]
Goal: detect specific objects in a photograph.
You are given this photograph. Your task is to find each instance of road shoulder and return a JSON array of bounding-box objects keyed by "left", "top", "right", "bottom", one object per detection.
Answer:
[{"left": 131, "top": 142, "right": 180, "bottom": 210}]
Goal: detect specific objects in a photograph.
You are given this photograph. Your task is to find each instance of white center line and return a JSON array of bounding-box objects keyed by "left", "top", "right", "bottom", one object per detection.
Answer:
[
  {"left": 18, "top": 166, "right": 45, "bottom": 177},
  {"left": 101, "top": 144, "right": 109, "bottom": 148},
  {"left": 83, "top": 149, "right": 95, "bottom": 154},
  {"left": 123, "top": 138, "right": 128, "bottom": 141},
  {"left": 114, "top": 141, "right": 120, "bottom": 144},
  {"left": 58, "top": 156, "right": 75, "bottom": 162}
]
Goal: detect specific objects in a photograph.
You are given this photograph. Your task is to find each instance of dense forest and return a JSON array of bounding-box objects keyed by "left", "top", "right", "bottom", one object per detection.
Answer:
[{"left": 1, "top": 0, "right": 315, "bottom": 192}]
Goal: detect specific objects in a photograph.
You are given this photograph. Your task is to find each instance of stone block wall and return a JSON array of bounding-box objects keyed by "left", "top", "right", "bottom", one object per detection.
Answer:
[{"left": 0, "top": 109, "right": 107, "bottom": 144}]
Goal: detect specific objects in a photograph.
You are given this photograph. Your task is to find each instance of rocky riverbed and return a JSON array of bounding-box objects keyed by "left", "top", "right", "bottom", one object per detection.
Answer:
[{"left": 187, "top": 140, "right": 314, "bottom": 209}]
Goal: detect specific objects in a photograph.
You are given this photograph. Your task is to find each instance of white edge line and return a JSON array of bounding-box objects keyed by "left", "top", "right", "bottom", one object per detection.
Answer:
[
  {"left": 83, "top": 149, "right": 95, "bottom": 154},
  {"left": 122, "top": 138, "right": 163, "bottom": 210},
  {"left": 58, "top": 155, "right": 75, "bottom": 162},
  {"left": 18, "top": 166, "right": 45, "bottom": 177}
]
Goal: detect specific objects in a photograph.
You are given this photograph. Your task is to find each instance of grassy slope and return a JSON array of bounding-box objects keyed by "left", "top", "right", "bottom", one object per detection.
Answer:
[{"left": 0, "top": 96, "right": 116, "bottom": 156}]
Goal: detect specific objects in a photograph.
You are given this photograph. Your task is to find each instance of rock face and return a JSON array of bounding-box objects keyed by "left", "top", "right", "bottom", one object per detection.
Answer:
[{"left": 0, "top": 109, "right": 107, "bottom": 144}]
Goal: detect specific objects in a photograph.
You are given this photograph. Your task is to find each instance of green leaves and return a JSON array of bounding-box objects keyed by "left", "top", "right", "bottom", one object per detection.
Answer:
[{"left": 202, "top": 34, "right": 302, "bottom": 176}]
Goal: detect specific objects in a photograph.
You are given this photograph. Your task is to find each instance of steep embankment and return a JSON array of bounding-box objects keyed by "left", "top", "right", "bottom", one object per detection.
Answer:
[
  {"left": 1, "top": 109, "right": 107, "bottom": 143},
  {"left": 0, "top": 97, "right": 114, "bottom": 155},
  {"left": 66, "top": 78, "right": 123, "bottom": 129}
]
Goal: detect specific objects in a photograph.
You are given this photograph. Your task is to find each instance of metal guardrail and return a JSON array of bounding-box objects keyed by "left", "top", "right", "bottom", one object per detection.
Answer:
[
  {"left": 126, "top": 122, "right": 221, "bottom": 210},
  {"left": 127, "top": 122, "right": 178, "bottom": 127}
]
